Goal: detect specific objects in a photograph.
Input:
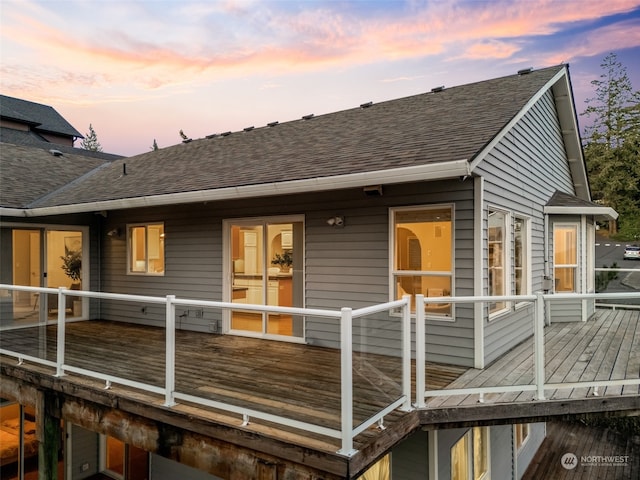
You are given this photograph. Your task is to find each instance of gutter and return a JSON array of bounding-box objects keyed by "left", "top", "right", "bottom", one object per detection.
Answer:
[{"left": 1, "top": 159, "right": 471, "bottom": 218}]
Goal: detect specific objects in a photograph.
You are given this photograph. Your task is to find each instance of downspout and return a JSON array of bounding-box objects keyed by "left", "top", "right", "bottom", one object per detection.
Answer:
[{"left": 543, "top": 213, "right": 551, "bottom": 326}]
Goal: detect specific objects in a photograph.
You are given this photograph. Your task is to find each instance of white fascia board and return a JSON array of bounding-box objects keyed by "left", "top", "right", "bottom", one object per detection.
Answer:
[
  {"left": 543, "top": 205, "right": 618, "bottom": 220},
  {"left": 0, "top": 208, "right": 28, "bottom": 217},
  {"left": 5, "top": 159, "right": 471, "bottom": 217},
  {"left": 469, "top": 69, "right": 568, "bottom": 172}
]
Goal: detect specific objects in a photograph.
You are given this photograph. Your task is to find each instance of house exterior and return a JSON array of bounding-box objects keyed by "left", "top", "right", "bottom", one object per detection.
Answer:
[{"left": 0, "top": 65, "right": 623, "bottom": 479}]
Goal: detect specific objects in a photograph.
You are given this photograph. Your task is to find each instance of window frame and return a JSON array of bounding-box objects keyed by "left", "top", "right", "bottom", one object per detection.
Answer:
[
  {"left": 513, "top": 215, "right": 531, "bottom": 307},
  {"left": 488, "top": 207, "right": 510, "bottom": 318},
  {"left": 389, "top": 204, "right": 455, "bottom": 321},
  {"left": 451, "top": 427, "right": 490, "bottom": 480},
  {"left": 553, "top": 223, "right": 579, "bottom": 293},
  {"left": 514, "top": 423, "right": 530, "bottom": 451},
  {"left": 126, "top": 223, "right": 165, "bottom": 276}
]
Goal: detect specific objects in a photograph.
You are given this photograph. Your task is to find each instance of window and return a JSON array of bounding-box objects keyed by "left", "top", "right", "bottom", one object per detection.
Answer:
[
  {"left": 357, "top": 454, "right": 390, "bottom": 479},
  {"left": 451, "top": 427, "right": 489, "bottom": 480},
  {"left": 489, "top": 209, "right": 507, "bottom": 314},
  {"left": 514, "top": 423, "right": 530, "bottom": 451},
  {"left": 514, "top": 217, "right": 529, "bottom": 301},
  {"left": 554, "top": 225, "right": 577, "bottom": 292},
  {"left": 392, "top": 205, "right": 453, "bottom": 318},
  {"left": 128, "top": 224, "right": 165, "bottom": 275}
]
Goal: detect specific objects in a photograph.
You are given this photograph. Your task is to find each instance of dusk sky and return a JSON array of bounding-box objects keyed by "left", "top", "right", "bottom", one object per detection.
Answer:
[{"left": 2, "top": 0, "right": 639, "bottom": 156}]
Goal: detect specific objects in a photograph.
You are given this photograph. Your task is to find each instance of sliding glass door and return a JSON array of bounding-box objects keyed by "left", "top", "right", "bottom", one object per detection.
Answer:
[
  {"left": 226, "top": 216, "right": 304, "bottom": 339},
  {"left": 2, "top": 226, "right": 86, "bottom": 325}
]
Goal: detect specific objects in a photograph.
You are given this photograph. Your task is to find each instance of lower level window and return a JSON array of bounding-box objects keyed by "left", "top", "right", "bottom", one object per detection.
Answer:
[
  {"left": 515, "top": 423, "right": 530, "bottom": 450},
  {"left": 451, "top": 427, "right": 489, "bottom": 480}
]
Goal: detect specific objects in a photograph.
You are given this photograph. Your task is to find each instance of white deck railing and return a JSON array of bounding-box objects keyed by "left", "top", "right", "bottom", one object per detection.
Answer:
[
  {"left": 1, "top": 285, "right": 638, "bottom": 453},
  {"left": 0, "top": 284, "right": 412, "bottom": 457},
  {"left": 415, "top": 290, "right": 640, "bottom": 408}
]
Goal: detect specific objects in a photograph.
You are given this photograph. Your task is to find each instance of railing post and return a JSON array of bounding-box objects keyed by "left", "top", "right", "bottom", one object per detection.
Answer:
[
  {"left": 338, "top": 307, "right": 356, "bottom": 456},
  {"left": 164, "top": 295, "right": 176, "bottom": 407},
  {"left": 534, "top": 291, "right": 546, "bottom": 400},
  {"left": 415, "top": 294, "right": 426, "bottom": 408},
  {"left": 401, "top": 294, "right": 413, "bottom": 411},
  {"left": 55, "top": 287, "right": 67, "bottom": 377}
]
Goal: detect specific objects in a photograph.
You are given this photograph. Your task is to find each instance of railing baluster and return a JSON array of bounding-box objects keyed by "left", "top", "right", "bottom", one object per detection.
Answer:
[
  {"left": 534, "top": 291, "right": 546, "bottom": 401},
  {"left": 338, "top": 307, "right": 356, "bottom": 456},
  {"left": 55, "top": 287, "right": 67, "bottom": 377},
  {"left": 401, "top": 295, "right": 413, "bottom": 411},
  {"left": 165, "top": 295, "right": 176, "bottom": 407},
  {"left": 415, "top": 294, "right": 426, "bottom": 408}
]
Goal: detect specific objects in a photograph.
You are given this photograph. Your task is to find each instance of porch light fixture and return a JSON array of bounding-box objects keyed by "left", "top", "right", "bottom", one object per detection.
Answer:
[
  {"left": 107, "top": 228, "right": 121, "bottom": 237},
  {"left": 326, "top": 216, "right": 344, "bottom": 227},
  {"left": 363, "top": 185, "right": 383, "bottom": 196}
]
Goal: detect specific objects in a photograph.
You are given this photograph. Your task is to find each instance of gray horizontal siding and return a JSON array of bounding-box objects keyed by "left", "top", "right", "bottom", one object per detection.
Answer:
[
  {"left": 476, "top": 90, "right": 577, "bottom": 363},
  {"left": 96, "top": 180, "right": 476, "bottom": 366}
]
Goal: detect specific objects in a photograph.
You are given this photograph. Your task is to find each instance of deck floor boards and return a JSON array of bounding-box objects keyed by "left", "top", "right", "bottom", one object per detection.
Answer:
[{"left": 1, "top": 308, "right": 638, "bottom": 457}]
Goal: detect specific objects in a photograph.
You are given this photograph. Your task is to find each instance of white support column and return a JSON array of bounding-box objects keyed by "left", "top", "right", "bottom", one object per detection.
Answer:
[
  {"left": 401, "top": 294, "right": 413, "bottom": 411},
  {"left": 534, "top": 291, "right": 546, "bottom": 400},
  {"left": 415, "top": 294, "right": 426, "bottom": 408},
  {"left": 338, "top": 307, "right": 356, "bottom": 456},
  {"left": 55, "top": 287, "right": 67, "bottom": 377},
  {"left": 164, "top": 295, "right": 176, "bottom": 407}
]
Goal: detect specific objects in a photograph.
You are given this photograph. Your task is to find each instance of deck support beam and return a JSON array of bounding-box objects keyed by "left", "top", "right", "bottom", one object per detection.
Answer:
[{"left": 37, "top": 390, "right": 61, "bottom": 480}]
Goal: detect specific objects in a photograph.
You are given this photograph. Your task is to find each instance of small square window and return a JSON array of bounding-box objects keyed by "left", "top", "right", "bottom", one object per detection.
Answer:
[{"left": 128, "top": 224, "right": 165, "bottom": 275}]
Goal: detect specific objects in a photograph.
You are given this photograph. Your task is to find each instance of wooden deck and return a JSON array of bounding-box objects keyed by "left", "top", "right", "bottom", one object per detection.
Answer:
[
  {"left": 1, "top": 308, "right": 639, "bottom": 476},
  {"left": 425, "top": 308, "right": 640, "bottom": 409},
  {"left": 0, "top": 320, "right": 464, "bottom": 450}
]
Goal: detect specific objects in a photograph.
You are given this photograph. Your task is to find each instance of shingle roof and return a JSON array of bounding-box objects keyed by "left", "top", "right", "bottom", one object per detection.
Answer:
[
  {"left": 3, "top": 65, "right": 567, "bottom": 211},
  {"left": 0, "top": 143, "right": 110, "bottom": 208},
  {"left": 545, "top": 190, "right": 618, "bottom": 220},
  {"left": 0, "top": 94, "right": 83, "bottom": 138}
]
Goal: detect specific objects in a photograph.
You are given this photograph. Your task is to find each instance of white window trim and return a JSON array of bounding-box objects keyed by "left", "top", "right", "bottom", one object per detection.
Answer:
[
  {"left": 389, "top": 204, "right": 455, "bottom": 322},
  {"left": 488, "top": 207, "right": 510, "bottom": 320},
  {"left": 514, "top": 423, "right": 531, "bottom": 452},
  {"left": 126, "top": 222, "right": 165, "bottom": 276},
  {"left": 514, "top": 215, "right": 532, "bottom": 309},
  {"left": 553, "top": 222, "right": 580, "bottom": 293}
]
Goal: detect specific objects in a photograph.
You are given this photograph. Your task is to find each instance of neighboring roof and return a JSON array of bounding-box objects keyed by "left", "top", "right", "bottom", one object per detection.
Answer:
[
  {"left": 544, "top": 190, "right": 618, "bottom": 220},
  {"left": 0, "top": 94, "right": 83, "bottom": 139},
  {"left": 0, "top": 143, "right": 111, "bottom": 209},
  {"left": 0, "top": 127, "right": 123, "bottom": 161},
  {"left": 1, "top": 65, "right": 586, "bottom": 217}
]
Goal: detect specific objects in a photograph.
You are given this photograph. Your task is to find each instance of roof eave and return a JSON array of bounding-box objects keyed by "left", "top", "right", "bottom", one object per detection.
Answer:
[
  {"left": 543, "top": 205, "right": 618, "bottom": 220},
  {"left": 2, "top": 159, "right": 471, "bottom": 217}
]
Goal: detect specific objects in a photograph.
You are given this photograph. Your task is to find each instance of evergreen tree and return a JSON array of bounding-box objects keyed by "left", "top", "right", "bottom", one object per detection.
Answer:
[
  {"left": 81, "top": 124, "right": 103, "bottom": 152},
  {"left": 582, "top": 53, "right": 640, "bottom": 239}
]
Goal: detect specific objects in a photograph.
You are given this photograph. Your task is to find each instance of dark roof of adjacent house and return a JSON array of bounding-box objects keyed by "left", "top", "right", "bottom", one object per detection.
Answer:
[
  {"left": 0, "top": 143, "right": 111, "bottom": 209},
  {"left": 2, "top": 65, "right": 579, "bottom": 215},
  {"left": 0, "top": 127, "right": 122, "bottom": 161},
  {"left": 0, "top": 94, "right": 83, "bottom": 139}
]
